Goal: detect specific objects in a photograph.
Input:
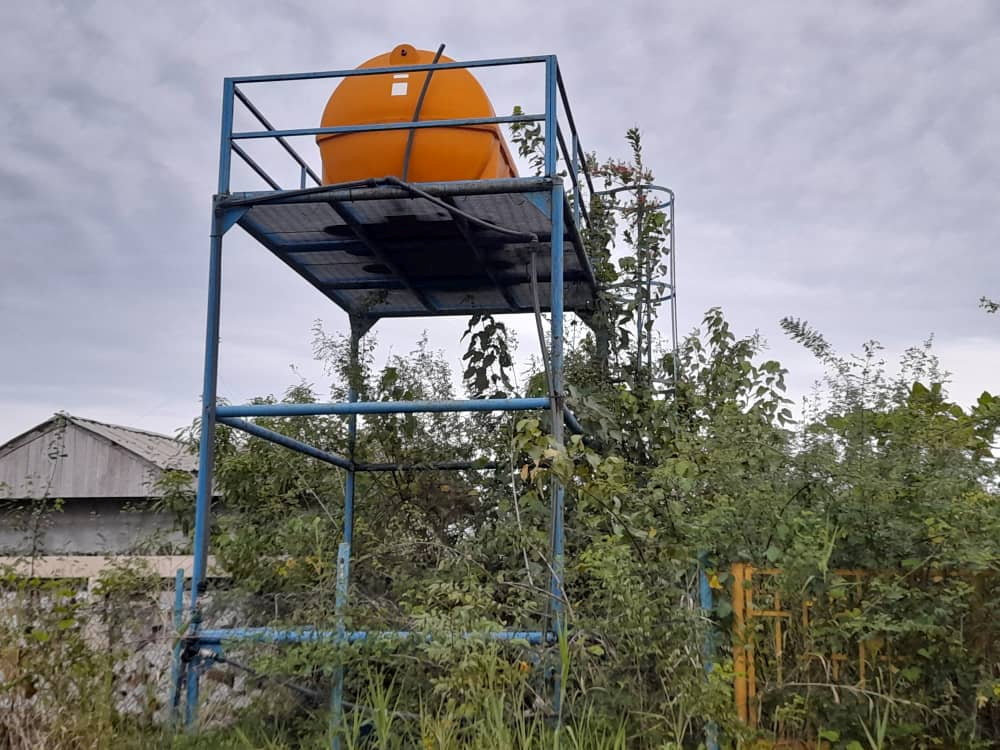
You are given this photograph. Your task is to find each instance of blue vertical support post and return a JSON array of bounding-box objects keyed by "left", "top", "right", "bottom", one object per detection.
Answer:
[
  {"left": 330, "top": 542, "right": 351, "bottom": 750},
  {"left": 184, "top": 77, "right": 235, "bottom": 728},
  {"left": 169, "top": 568, "right": 185, "bottom": 723},
  {"left": 698, "top": 554, "right": 720, "bottom": 750},
  {"left": 544, "top": 55, "right": 568, "bottom": 717},
  {"left": 331, "top": 321, "right": 362, "bottom": 749},
  {"left": 185, "top": 216, "right": 225, "bottom": 727}
]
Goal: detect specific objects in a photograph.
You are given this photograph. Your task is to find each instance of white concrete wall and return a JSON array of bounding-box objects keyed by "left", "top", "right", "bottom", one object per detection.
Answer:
[{"left": 0, "top": 498, "right": 184, "bottom": 554}]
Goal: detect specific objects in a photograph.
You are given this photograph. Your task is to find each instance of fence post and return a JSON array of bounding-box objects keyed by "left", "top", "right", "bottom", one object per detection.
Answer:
[
  {"left": 732, "top": 562, "right": 749, "bottom": 724},
  {"left": 698, "top": 554, "right": 720, "bottom": 750}
]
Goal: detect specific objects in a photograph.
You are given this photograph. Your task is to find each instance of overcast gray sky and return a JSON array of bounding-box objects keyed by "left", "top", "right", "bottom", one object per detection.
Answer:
[{"left": 1, "top": 0, "right": 997, "bottom": 441}]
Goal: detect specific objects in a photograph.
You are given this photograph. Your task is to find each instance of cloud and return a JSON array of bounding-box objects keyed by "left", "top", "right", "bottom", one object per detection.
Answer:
[{"left": 0, "top": 0, "right": 996, "bottom": 440}]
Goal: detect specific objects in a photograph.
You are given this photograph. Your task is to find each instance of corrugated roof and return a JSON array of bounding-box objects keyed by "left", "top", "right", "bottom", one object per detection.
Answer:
[
  {"left": 0, "top": 413, "right": 197, "bottom": 474},
  {"left": 67, "top": 416, "right": 198, "bottom": 473}
]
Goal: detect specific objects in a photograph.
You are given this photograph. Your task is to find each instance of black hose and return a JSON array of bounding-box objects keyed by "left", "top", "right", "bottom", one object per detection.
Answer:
[{"left": 401, "top": 44, "right": 445, "bottom": 181}]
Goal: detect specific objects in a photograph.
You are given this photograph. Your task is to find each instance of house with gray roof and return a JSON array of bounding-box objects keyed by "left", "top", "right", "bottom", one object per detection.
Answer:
[{"left": 0, "top": 413, "right": 195, "bottom": 555}]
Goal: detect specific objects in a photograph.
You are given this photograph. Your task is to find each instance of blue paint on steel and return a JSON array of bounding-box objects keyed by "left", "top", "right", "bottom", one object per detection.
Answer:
[
  {"left": 541, "top": 57, "right": 568, "bottom": 721},
  {"left": 563, "top": 406, "right": 584, "bottom": 436},
  {"left": 228, "top": 55, "right": 549, "bottom": 84},
  {"left": 356, "top": 460, "right": 501, "bottom": 472},
  {"left": 698, "top": 555, "right": 720, "bottom": 750},
  {"left": 174, "top": 567, "right": 185, "bottom": 621},
  {"left": 184, "top": 652, "right": 200, "bottom": 728},
  {"left": 547, "top": 133, "right": 567, "bottom": 716},
  {"left": 343, "top": 386, "right": 359, "bottom": 545},
  {"left": 555, "top": 68, "right": 595, "bottom": 197},
  {"left": 217, "top": 416, "right": 352, "bottom": 469},
  {"left": 232, "top": 113, "right": 542, "bottom": 141},
  {"left": 217, "top": 397, "right": 550, "bottom": 418},
  {"left": 571, "top": 132, "right": 581, "bottom": 229},
  {"left": 330, "top": 542, "right": 351, "bottom": 750},
  {"left": 217, "top": 206, "right": 248, "bottom": 235},
  {"left": 555, "top": 125, "right": 589, "bottom": 227},
  {"left": 218, "top": 79, "right": 235, "bottom": 195},
  {"left": 331, "top": 330, "right": 360, "bottom": 750},
  {"left": 169, "top": 568, "right": 185, "bottom": 723},
  {"left": 544, "top": 57, "right": 558, "bottom": 179},
  {"left": 195, "top": 628, "right": 552, "bottom": 645},
  {"left": 522, "top": 190, "right": 551, "bottom": 217},
  {"left": 185, "top": 214, "right": 226, "bottom": 727},
  {"left": 183, "top": 52, "right": 607, "bottom": 731}
]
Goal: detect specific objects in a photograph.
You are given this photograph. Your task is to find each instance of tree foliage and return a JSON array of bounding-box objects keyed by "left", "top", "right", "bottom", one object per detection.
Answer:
[
  {"left": 172, "top": 129, "right": 1000, "bottom": 748},
  {"left": 6, "top": 129, "right": 999, "bottom": 749}
]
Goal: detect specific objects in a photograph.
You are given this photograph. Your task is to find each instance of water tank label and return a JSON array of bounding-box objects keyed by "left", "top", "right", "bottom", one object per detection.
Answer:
[{"left": 391, "top": 73, "right": 409, "bottom": 96}]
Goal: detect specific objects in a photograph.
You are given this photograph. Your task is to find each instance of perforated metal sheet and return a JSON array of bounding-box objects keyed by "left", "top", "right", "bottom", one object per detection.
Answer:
[{"left": 235, "top": 182, "right": 597, "bottom": 319}]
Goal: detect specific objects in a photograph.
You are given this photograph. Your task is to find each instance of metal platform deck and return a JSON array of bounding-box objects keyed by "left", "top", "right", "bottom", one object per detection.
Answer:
[{"left": 219, "top": 177, "right": 598, "bottom": 319}]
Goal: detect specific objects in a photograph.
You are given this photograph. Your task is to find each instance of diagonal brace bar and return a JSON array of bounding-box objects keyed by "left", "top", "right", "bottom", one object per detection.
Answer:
[
  {"left": 218, "top": 416, "right": 352, "bottom": 470},
  {"left": 356, "top": 460, "right": 502, "bottom": 472}
]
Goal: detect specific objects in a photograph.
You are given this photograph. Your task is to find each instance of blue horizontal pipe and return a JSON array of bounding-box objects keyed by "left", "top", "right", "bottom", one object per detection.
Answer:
[
  {"left": 231, "top": 113, "right": 543, "bottom": 141},
  {"left": 218, "top": 416, "right": 352, "bottom": 469},
  {"left": 228, "top": 56, "right": 549, "bottom": 84},
  {"left": 195, "top": 628, "right": 552, "bottom": 645},
  {"left": 217, "top": 398, "right": 549, "bottom": 419},
  {"left": 563, "top": 406, "right": 584, "bottom": 435},
  {"left": 356, "top": 460, "right": 501, "bottom": 472}
]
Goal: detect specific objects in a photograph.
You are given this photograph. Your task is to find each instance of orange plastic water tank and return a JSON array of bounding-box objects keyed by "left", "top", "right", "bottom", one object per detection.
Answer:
[{"left": 317, "top": 44, "right": 518, "bottom": 184}]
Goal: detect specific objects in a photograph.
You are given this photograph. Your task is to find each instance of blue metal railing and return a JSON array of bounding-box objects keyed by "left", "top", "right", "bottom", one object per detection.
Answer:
[{"left": 218, "top": 54, "right": 595, "bottom": 235}]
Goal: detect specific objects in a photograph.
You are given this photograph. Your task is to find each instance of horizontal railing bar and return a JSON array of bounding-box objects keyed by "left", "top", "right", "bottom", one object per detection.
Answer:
[
  {"left": 228, "top": 56, "right": 550, "bottom": 84},
  {"left": 195, "top": 628, "right": 552, "bottom": 645},
  {"left": 356, "top": 460, "right": 502, "bottom": 472},
  {"left": 217, "top": 398, "right": 550, "bottom": 418},
  {"left": 218, "top": 176, "right": 553, "bottom": 207},
  {"left": 231, "top": 113, "right": 544, "bottom": 140},
  {"left": 218, "top": 417, "right": 352, "bottom": 469}
]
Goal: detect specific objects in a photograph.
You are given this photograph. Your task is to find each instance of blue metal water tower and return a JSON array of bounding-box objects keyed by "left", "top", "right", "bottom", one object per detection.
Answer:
[{"left": 169, "top": 47, "right": 676, "bottom": 747}]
